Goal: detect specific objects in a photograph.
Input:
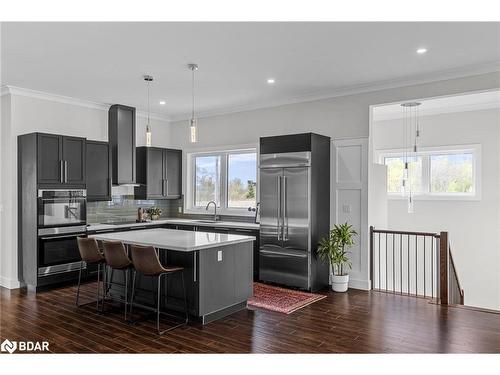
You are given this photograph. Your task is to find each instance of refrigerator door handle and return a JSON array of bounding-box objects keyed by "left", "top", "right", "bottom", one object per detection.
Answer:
[
  {"left": 277, "top": 175, "right": 282, "bottom": 241},
  {"left": 260, "top": 249, "right": 307, "bottom": 258},
  {"left": 283, "top": 175, "right": 288, "bottom": 241}
]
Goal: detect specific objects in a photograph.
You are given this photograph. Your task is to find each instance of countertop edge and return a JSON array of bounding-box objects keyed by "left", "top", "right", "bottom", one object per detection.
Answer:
[
  {"left": 88, "top": 233, "right": 256, "bottom": 252},
  {"left": 87, "top": 218, "right": 260, "bottom": 232}
]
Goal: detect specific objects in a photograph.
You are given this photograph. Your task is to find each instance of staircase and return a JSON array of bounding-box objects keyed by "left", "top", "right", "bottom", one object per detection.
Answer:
[{"left": 370, "top": 227, "right": 464, "bottom": 305}]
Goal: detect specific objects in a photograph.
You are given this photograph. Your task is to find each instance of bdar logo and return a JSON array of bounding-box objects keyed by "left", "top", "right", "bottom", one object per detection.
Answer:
[{"left": 1, "top": 339, "right": 17, "bottom": 354}]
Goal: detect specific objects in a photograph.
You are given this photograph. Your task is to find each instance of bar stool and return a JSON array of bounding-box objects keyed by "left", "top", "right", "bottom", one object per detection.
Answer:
[
  {"left": 76, "top": 237, "right": 106, "bottom": 311},
  {"left": 129, "top": 245, "right": 188, "bottom": 335},
  {"left": 102, "top": 241, "right": 133, "bottom": 321}
]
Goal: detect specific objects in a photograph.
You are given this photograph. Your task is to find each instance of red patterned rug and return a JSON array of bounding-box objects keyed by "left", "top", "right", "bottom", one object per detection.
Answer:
[{"left": 247, "top": 282, "right": 326, "bottom": 314}]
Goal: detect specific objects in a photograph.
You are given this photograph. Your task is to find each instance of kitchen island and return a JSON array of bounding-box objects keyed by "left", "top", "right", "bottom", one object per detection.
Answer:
[{"left": 90, "top": 228, "right": 255, "bottom": 324}]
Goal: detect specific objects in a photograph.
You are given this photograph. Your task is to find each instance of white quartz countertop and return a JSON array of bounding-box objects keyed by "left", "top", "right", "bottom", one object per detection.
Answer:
[
  {"left": 87, "top": 218, "right": 259, "bottom": 232},
  {"left": 89, "top": 228, "right": 255, "bottom": 252}
]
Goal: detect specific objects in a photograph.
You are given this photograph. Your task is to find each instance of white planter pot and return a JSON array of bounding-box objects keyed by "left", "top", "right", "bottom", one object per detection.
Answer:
[{"left": 331, "top": 274, "right": 349, "bottom": 292}]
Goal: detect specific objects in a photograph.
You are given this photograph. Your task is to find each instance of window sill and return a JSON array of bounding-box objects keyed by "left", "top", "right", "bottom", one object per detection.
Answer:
[
  {"left": 387, "top": 194, "right": 480, "bottom": 202},
  {"left": 183, "top": 208, "right": 255, "bottom": 217}
]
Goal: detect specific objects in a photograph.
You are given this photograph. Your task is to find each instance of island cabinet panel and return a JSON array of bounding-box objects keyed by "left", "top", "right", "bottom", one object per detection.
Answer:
[{"left": 198, "top": 242, "right": 253, "bottom": 316}]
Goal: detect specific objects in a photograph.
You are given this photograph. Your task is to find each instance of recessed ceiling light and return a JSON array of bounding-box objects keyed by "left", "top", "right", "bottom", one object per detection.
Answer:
[
  {"left": 416, "top": 48, "right": 427, "bottom": 54},
  {"left": 159, "top": 100, "right": 166, "bottom": 105},
  {"left": 267, "top": 78, "right": 275, "bottom": 84}
]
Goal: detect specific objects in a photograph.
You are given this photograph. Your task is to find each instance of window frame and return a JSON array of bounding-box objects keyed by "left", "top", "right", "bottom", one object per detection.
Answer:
[
  {"left": 376, "top": 144, "right": 481, "bottom": 201},
  {"left": 185, "top": 146, "right": 258, "bottom": 216}
]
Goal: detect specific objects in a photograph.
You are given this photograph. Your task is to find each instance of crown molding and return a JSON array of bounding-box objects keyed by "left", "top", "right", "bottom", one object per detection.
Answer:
[
  {"left": 373, "top": 100, "right": 500, "bottom": 122},
  {"left": 168, "top": 60, "right": 500, "bottom": 122},
  {"left": 0, "top": 85, "right": 172, "bottom": 122}
]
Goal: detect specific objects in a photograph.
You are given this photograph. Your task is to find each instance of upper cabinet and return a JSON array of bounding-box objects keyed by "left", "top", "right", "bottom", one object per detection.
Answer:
[
  {"left": 37, "top": 133, "right": 86, "bottom": 187},
  {"left": 165, "top": 149, "right": 182, "bottom": 197},
  {"left": 86, "top": 140, "right": 112, "bottom": 201},
  {"left": 109, "top": 104, "right": 136, "bottom": 185},
  {"left": 135, "top": 147, "right": 182, "bottom": 199}
]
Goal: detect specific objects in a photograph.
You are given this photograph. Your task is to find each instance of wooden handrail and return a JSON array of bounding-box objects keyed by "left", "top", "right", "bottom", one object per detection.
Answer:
[{"left": 372, "top": 228, "right": 440, "bottom": 237}]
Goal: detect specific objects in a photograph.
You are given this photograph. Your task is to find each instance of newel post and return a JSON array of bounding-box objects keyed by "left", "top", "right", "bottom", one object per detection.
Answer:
[
  {"left": 439, "top": 231, "right": 449, "bottom": 305},
  {"left": 369, "top": 226, "right": 374, "bottom": 290}
]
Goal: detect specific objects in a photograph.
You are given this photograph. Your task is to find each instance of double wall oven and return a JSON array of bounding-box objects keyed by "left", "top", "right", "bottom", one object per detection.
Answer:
[{"left": 37, "top": 189, "right": 87, "bottom": 277}]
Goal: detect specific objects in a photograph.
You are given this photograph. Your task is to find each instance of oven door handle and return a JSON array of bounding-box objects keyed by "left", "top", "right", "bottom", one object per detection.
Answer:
[{"left": 40, "top": 234, "right": 83, "bottom": 240}]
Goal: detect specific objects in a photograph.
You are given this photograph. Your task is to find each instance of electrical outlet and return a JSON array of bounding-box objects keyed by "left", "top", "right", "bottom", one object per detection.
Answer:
[
  {"left": 178, "top": 206, "right": 182, "bottom": 213},
  {"left": 217, "top": 250, "right": 223, "bottom": 262},
  {"left": 342, "top": 204, "right": 351, "bottom": 214}
]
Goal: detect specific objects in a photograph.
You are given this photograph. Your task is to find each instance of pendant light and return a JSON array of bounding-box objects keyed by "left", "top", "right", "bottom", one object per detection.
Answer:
[
  {"left": 188, "top": 63, "right": 199, "bottom": 143},
  {"left": 400, "top": 101, "right": 421, "bottom": 213},
  {"left": 144, "top": 75, "right": 153, "bottom": 147}
]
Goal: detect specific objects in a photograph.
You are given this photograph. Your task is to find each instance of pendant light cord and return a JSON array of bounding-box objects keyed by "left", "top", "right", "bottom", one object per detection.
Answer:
[
  {"left": 147, "top": 79, "right": 151, "bottom": 127},
  {"left": 191, "top": 68, "right": 196, "bottom": 120}
]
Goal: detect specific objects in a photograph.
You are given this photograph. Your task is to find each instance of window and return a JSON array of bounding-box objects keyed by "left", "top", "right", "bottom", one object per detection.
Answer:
[
  {"left": 188, "top": 148, "right": 257, "bottom": 214},
  {"left": 385, "top": 156, "right": 423, "bottom": 194},
  {"left": 430, "top": 153, "right": 474, "bottom": 194},
  {"left": 227, "top": 153, "right": 257, "bottom": 208},
  {"left": 379, "top": 145, "right": 479, "bottom": 199},
  {"left": 194, "top": 155, "right": 221, "bottom": 207}
]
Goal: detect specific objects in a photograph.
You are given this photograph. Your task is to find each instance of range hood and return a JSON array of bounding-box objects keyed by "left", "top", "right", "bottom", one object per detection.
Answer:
[{"left": 108, "top": 104, "right": 139, "bottom": 186}]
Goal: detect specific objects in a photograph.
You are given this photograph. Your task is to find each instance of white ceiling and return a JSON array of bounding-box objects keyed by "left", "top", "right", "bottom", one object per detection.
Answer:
[
  {"left": 2, "top": 22, "right": 500, "bottom": 120},
  {"left": 373, "top": 90, "right": 500, "bottom": 121}
]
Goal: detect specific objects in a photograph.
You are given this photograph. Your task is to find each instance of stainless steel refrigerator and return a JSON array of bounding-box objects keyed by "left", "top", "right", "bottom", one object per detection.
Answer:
[{"left": 259, "top": 133, "right": 330, "bottom": 291}]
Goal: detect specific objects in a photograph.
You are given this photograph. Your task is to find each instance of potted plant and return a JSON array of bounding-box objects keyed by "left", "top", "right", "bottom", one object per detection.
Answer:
[
  {"left": 147, "top": 207, "right": 162, "bottom": 220},
  {"left": 317, "top": 222, "right": 358, "bottom": 292}
]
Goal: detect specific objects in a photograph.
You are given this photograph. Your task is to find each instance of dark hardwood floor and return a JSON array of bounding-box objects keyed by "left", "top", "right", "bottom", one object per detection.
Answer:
[{"left": 1, "top": 282, "right": 499, "bottom": 353}]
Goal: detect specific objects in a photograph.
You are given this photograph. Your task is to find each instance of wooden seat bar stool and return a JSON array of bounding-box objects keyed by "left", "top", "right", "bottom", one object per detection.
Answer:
[
  {"left": 129, "top": 244, "right": 188, "bottom": 335},
  {"left": 76, "top": 237, "right": 106, "bottom": 311},
  {"left": 102, "top": 240, "right": 134, "bottom": 321}
]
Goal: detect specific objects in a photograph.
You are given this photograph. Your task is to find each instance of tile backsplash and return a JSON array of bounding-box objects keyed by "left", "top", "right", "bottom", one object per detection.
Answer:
[{"left": 87, "top": 195, "right": 181, "bottom": 224}]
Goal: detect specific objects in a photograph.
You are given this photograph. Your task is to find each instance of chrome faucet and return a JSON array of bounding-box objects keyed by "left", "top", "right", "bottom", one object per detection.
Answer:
[{"left": 205, "top": 201, "right": 218, "bottom": 221}]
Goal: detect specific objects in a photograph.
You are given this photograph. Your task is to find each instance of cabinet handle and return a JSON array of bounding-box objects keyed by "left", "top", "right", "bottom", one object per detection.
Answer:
[
  {"left": 60, "top": 160, "right": 64, "bottom": 183},
  {"left": 64, "top": 161, "right": 68, "bottom": 183},
  {"left": 162, "top": 179, "right": 165, "bottom": 196},
  {"left": 165, "top": 179, "right": 169, "bottom": 196}
]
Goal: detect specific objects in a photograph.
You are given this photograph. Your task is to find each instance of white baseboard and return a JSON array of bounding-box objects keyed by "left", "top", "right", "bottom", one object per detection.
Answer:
[
  {"left": 0, "top": 276, "right": 21, "bottom": 289},
  {"left": 348, "top": 278, "right": 371, "bottom": 291}
]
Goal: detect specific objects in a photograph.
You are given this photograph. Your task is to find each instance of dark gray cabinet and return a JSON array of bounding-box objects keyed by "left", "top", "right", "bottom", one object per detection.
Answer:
[
  {"left": 37, "top": 133, "right": 63, "bottom": 184},
  {"left": 86, "top": 140, "right": 112, "bottom": 201},
  {"left": 135, "top": 147, "right": 182, "bottom": 199},
  {"left": 109, "top": 104, "right": 136, "bottom": 185},
  {"left": 165, "top": 149, "right": 182, "bottom": 197},
  {"left": 62, "top": 136, "right": 86, "bottom": 185},
  {"left": 37, "top": 133, "right": 86, "bottom": 187}
]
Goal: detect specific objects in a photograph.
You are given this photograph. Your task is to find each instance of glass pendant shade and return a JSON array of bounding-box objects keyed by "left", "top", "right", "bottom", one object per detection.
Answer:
[
  {"left": 407, "top": 195, "right": 414, "bottom": 214},
  {"left": 146, "top": 124, "right": 152, "bottom": 147},
  {"left": 190, "top": 118, "right": 197, "bottom": 143}
]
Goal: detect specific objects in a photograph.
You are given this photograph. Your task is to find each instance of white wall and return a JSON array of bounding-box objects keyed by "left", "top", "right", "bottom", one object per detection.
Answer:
[
  {"left": 0, "top": 92, "right": 172, "bottom": 288},
  {"left": 170, "top": 71, "right": 500, "bottom": 291},
  {"left": 373, "top": 108, "right": 500, "bottom": 310}
]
